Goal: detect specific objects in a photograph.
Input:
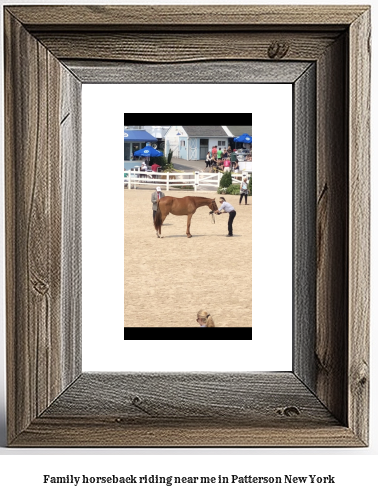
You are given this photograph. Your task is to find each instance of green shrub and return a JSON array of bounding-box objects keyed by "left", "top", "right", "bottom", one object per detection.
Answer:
[
  {"left": 248, "top": 175, "right": 252, "bottom": 194},
  {"left": 162, "top": 163, "right": 175, "bottom": 172},
  {"left": 153, "top": 155, "right": 167, "bottom": 167},
  {"left": 167, "top": 149, "right": 173, "bottom": 164},
  {"left": 219, "top": 171, "right": 232, "bottom": 188},
  {"left": 226, "top": 184, "right": 241, "bottom": 195},
  {"left": 218, "top": 184, "right": 241, "bottom": 195}
]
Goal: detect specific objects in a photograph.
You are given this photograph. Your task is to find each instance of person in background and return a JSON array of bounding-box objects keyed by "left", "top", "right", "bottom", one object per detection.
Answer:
[
  {"left": 212, "top": 145, "right": 218, "bottom": 157},
  {"left": 196, "top": 310, "right": 215, "bottom": 327},
  {"left": 217, "top": 147, "right": 223, "bottom": 161},
  {"left": 214, "top": 196, "right": 236, "bottom": 237},
  {"left": 211, "top": 153, "right": 218, "bottom": 170},
  {"left": 239, "top": 176, "right": 249, "bottom": 205},
  {"left": 217, "top": 159, "right": 224, "bottom": 171},
  {"left": 151, "top": 186, "right": 165, "bottom": 221},
  {"left": 205, "top": 151, "right": 212, "bottom": 170},
  {"left": 223, "top": 158, "right": 231, "bottom": 172},
  {"left": 230, "top": 150, "right": 238, "bottom": 170}
]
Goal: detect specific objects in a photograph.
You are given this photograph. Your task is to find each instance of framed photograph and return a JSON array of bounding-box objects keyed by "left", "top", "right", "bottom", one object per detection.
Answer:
[
  {"left": 4, "top": 5, "right": 370, "bottom": 447},
  {"left": 120, "top": 112, "right": 253, "bottom": 336}
]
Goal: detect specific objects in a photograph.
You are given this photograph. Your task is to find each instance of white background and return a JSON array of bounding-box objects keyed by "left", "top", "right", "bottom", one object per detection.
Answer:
[
  {"left": 0, "top": 0, "right": 377, "bottom": 498},
  {"left": 82, "top": 83, "right": 292, "bottom": 371}
]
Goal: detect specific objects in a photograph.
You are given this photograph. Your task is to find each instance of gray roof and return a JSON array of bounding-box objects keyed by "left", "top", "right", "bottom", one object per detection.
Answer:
[
  {"left": 181, "top": 126, "right": 228, "bottom": 137},
  {"left": 227, "top": 125, "right": 252, "bottom": 137}
]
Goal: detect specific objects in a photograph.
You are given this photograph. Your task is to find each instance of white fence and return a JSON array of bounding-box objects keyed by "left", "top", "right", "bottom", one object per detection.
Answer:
[{"left": 124, "top": 169, "right": 249, "bottom": 191}]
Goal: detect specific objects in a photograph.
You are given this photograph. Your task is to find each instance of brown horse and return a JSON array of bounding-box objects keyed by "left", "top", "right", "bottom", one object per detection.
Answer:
[{"left": 154, "top": 196, "right": 218, "bottom": 238}]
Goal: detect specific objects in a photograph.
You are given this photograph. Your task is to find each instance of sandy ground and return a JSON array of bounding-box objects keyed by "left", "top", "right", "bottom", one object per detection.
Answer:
[{"left": 124, "top": 189, "right": 252, "bottom": 327}]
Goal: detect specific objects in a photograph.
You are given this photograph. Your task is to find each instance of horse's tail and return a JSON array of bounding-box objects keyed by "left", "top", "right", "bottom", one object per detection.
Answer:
[{"left": 154, "top": 200, "right": 162, "bottom": 232}]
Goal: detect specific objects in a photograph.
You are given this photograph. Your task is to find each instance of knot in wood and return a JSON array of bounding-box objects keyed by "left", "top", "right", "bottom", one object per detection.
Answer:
[
  {"left": 268, "top": 41, "right": 289, "bottom": 59},
  {"left": 132, "top": 396, "right": 142, "bottom": 406},
  {"left": 131, "top": 395, "right": 152, "bottom": 415},
  {"left": 33, "top": 280, "right": 49, "bottom": 295},
  {"left": 276, "top": 406, "right": 300, "bottom": 417}
]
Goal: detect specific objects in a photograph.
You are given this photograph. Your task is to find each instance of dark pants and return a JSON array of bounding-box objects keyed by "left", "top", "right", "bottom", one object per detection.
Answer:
[
  {"left": 228, "top": 210, "right": 236, "bottom": 236},
  {"left": 153, "top": 210, "right": 156, "bottom": 221},
  {"left": 239, "top": 193, "right": 248, "bottom": 204}
]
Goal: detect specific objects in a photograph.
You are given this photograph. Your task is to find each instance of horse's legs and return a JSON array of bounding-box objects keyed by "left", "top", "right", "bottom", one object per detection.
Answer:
[
  {"left": 157, "top": 210, "right": 168, "bottom": 238},
  {"left": 186, "top": 213, "right": 193, "bottom": 238}
]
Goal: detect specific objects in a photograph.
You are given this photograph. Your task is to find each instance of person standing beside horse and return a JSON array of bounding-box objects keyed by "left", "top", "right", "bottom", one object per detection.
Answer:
[
  {"left": 151, "top": 186, "right": 165, "bottom": 221},
  {"left": 214, "top": 196, "right": 236, "bottom": 237}
]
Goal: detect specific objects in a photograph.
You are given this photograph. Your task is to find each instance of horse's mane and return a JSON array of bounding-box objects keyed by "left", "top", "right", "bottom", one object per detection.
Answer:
[
  {"left": 191, "top": 196, "right": 214, "bottom": 199},
  {"left": 165, "top": 196, "right": 214, "bottom": 200}
]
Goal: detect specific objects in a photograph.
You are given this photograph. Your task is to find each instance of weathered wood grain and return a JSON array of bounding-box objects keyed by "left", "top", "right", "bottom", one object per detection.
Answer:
[
  {"left": 35, "top": 32, "right": 339, "bottom": 63},
  {"left": 6, "top": 5, "right": 367, "bottom": 29},
  {"left": 5, "top": 11, "right": 59, "bottom": 442},
  {"left": 12, "top": 421, "right": 364, "bottom": 448},
  {"left": 11, "top": 373, "right": 363, "bottom": 447},
  {"left": 60, "top": 67, "right": 82, "bottom": 389},
  {"left": 316, "top": 33, "right": 348, "bottom": 426},
  {"left": 348, "top": 8, "right": 371, "bottom": 445},
  {"left": 293, "top": 64, "right": 317, "bottom": 390},
  {"left": 64, "top": 60, "right": 312, "bottom": 84},
  {"left": 4, "top": 11, "right": 81, "bottom": 444},
  {"left": 41, "top": 373, "right": 335, "bottom": 421}
]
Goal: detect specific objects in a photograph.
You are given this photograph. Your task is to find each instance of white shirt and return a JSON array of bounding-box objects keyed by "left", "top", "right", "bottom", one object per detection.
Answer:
[{"left": 218, "top": 201, "right": 235, "bottom": 213}]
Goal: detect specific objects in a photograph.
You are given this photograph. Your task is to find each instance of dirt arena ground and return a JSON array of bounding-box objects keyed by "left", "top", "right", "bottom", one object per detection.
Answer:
[{"left": 124, "top": 188, "right": 252, "bottom": 328}]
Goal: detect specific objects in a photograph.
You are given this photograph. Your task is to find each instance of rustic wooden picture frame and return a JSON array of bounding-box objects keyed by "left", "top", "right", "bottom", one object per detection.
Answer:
[{"left": 4, "top": 5, "right": 370, "bottom": 447}]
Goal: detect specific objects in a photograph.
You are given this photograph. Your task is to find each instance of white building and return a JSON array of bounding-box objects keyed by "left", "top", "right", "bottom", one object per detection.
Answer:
[{"left": 164, "top": 126, "right": 252, "bottom": 160}]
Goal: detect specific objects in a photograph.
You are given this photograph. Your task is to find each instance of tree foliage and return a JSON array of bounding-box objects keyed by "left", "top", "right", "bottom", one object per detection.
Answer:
[{"left": 219, "top": 171, "right": 232, "bottom": 188}]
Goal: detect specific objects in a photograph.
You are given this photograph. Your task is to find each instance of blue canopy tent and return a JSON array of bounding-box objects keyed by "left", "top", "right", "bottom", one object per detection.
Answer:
[
  {"left": 234, "top": 133, "right": 252, "bottom": 144},
  {"left": 124, "top": 130, "right": 157, "bottom": 142},
  {"left": 124, "top": 129, "right": 159, "bottom": 166},
  {"left": 132, "top": 145, "right": 163, "bottom": 157}
]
